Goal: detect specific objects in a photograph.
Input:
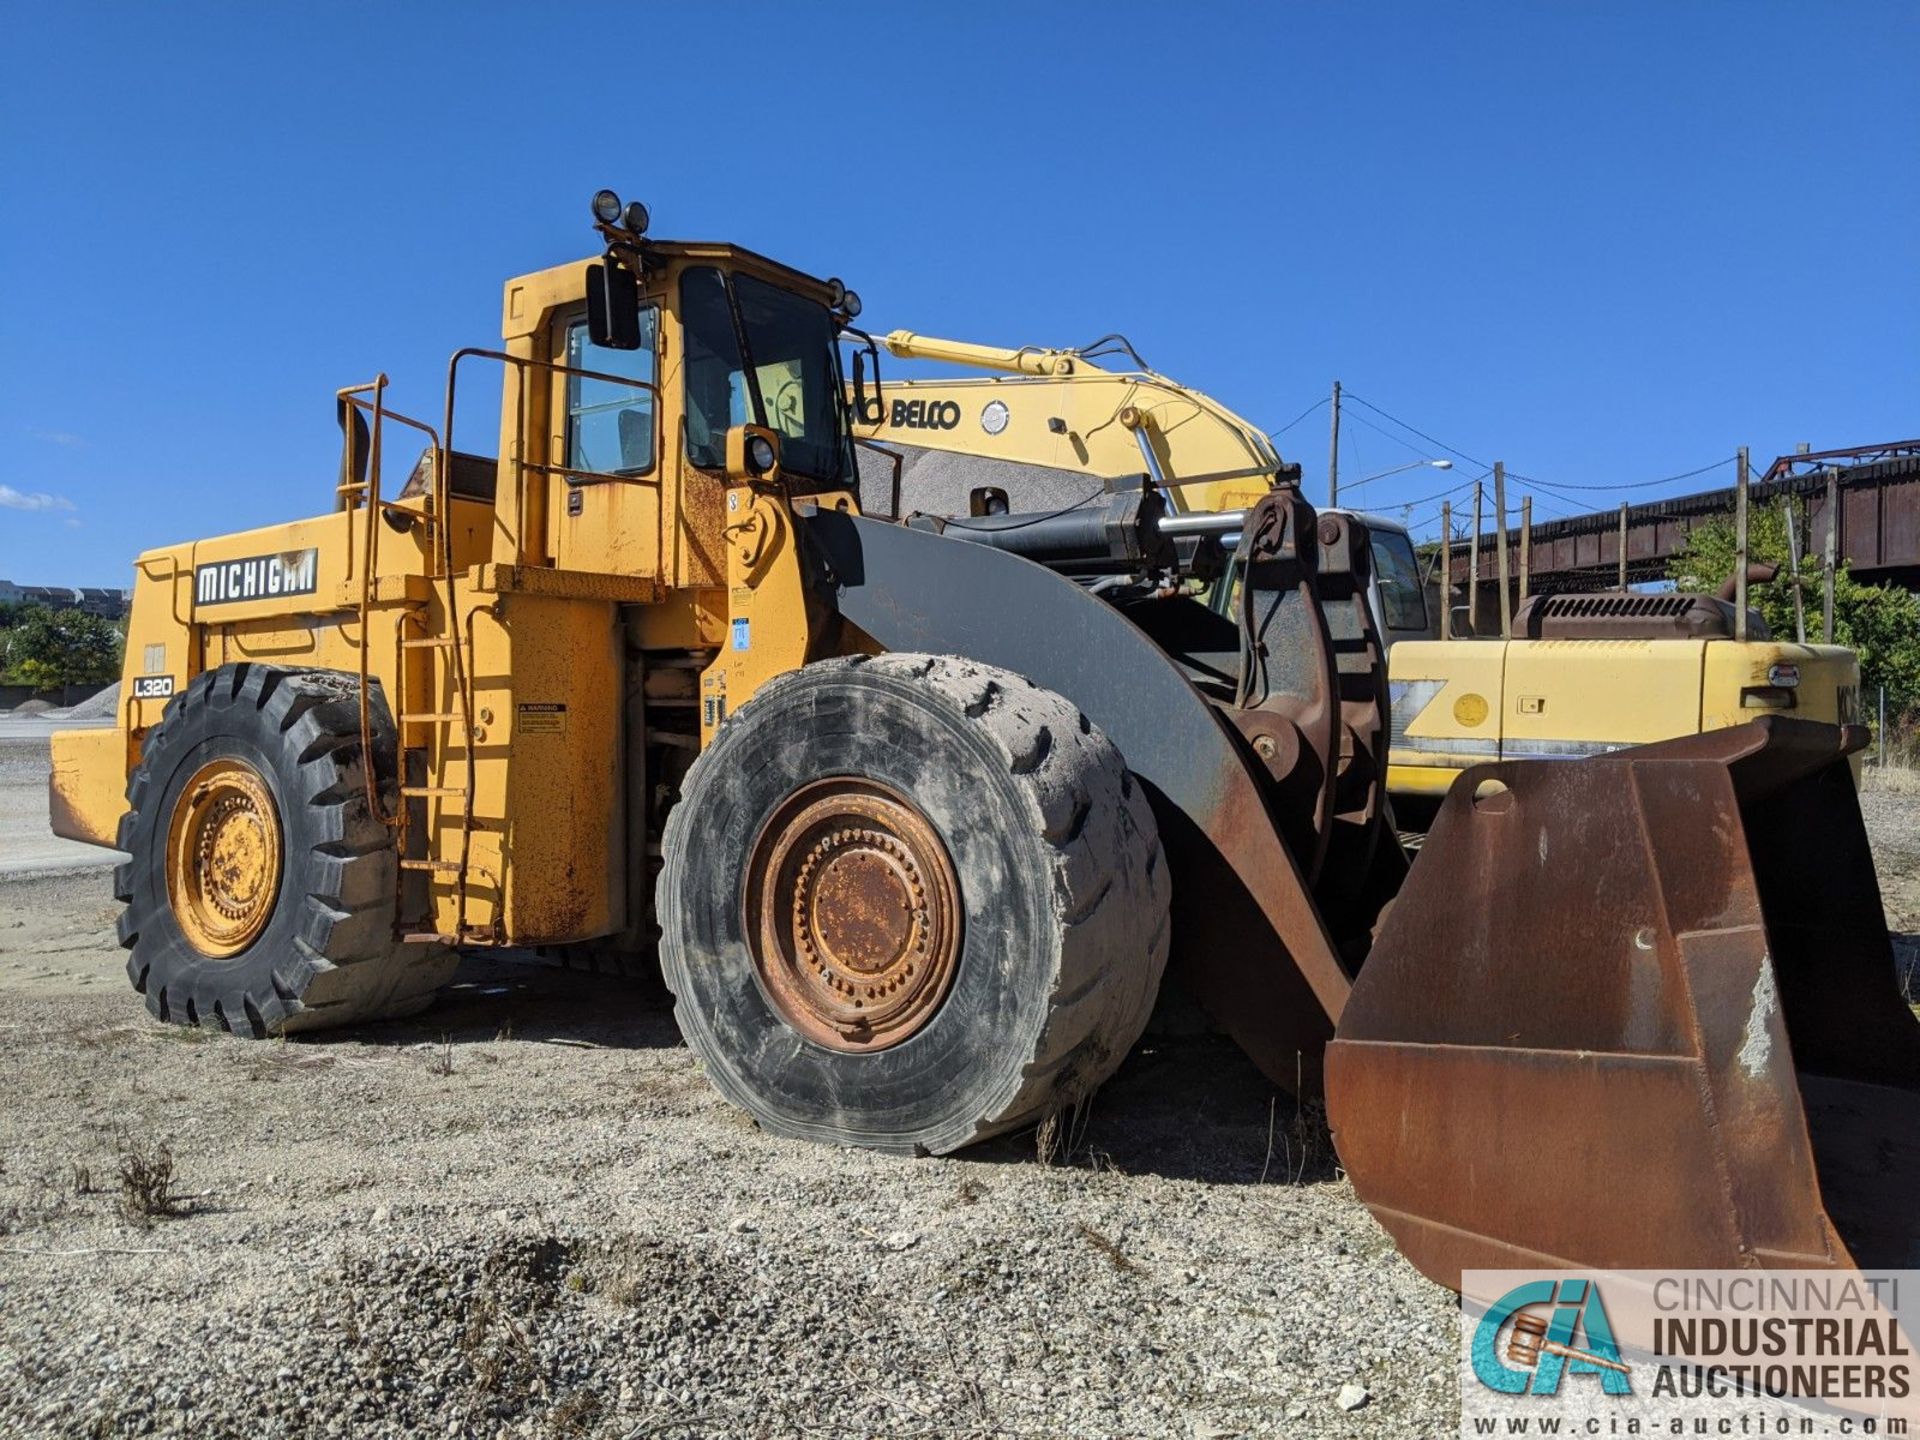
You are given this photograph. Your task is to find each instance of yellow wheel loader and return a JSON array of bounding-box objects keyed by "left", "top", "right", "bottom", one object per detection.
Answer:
[{"left": 48, "top": 195, "right": 1918, "bottom": 1289}]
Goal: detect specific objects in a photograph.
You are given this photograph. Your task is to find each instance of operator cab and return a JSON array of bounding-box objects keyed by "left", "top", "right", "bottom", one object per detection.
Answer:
[{"left": 582, "top": 190, "right": 862, "bottom": 499}]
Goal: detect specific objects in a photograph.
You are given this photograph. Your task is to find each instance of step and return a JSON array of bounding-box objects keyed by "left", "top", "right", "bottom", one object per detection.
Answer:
[
  {"left": 400, "top": 713, "right": 466, "bottom": 724},
  {"left": 401, "top": 636, "right": 457, "bottom": 650},
  {"left": 401, "top": 931, "right": 461, "bottom": 947},
  {"left": 400, "top": 785, "right": 467, "bottom": 799},
  {"left": 399, "top": 859, "right": 464, "bottom": 874}
]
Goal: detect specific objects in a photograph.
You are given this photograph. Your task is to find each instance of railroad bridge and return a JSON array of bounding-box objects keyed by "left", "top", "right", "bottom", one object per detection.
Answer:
[{"left": 1444, "top": 441, "right": 1920, "bottom": 600}]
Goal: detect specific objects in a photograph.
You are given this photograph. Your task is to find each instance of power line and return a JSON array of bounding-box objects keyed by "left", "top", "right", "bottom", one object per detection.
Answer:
[
  {"left": 1504, "top": 456, "right": 1735, "bottom": 494},
  {"left": 1345, "top": 387, "right": 1739, "bottom": 506},
  {"left": 1506, "top": 473, "right": 1599, "bottom": 512},
  {"left": 1266, "top": 396, "right": 1327, "bottom": 438},
  {"left": 1342, "top": 408, "right": 1443, "bottom": 463},
  {"left": 1341, "top": 391, "right": 1489, "bottom": 470},
  {"left": 1398, "top": 471, "right": 1485, "bottom": 511}
]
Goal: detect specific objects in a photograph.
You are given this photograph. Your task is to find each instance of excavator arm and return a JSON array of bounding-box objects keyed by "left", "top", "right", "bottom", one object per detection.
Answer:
[{"left": 851, "top": 328, "right": 1290, "bottom": 517}]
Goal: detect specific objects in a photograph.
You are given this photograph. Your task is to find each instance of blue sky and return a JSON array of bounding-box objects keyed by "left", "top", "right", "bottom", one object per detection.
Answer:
[{"left": 2, "top": 3, "right": 1914, "bottom": 586}]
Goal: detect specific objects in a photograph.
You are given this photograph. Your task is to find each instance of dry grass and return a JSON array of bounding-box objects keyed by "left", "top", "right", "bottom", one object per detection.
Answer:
[
  {"left": 460, "top": 1293, "right": 535, "bottom": 1398},
  {"left": 116, "top": 1139, "right": 188, "bottom": 1228},
  {"left": 1074, "top": 1221, "right": 1144, "bottom": 1276},
  {"left": 1894, "top": 937, "right": 1918, "bottom": 1010},
  {"left": 1262, "top": 1096, "right": 1334, "bottom": 1186},
  {"left": 425, "top": 1035, "right": 455, "bottom": 1077},
  {"left": 1033, "top": 1111, "right": 1060, "bottom": 1167},
  {"left": 544, "top": 1388, "right": 604, "bottom": 1437},
  {"left": 1864, "top": 763, "right": 1920, "bottom": 796}
]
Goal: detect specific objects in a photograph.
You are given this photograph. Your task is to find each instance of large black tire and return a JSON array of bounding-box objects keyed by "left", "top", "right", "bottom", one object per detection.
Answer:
[
  {"left": 114, "top": 664, "right": 458, "bottom": 1036},
  {"left": 657, "top": 653, "right": 1171, "bottom": 1155}
]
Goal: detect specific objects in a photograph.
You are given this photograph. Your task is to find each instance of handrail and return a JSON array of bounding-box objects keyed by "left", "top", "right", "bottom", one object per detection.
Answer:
[
  {"left": 332, "top": 379, "right": 449, "bottom": 836},
  {"left": 438, "top": 346, "right": 663, "bottom": 940},
  {"left": 329, "top": 348, "right": 665, "bottom": 942},
  {"left": 346, "top": 376, "right": 395, "bottom": 830}
]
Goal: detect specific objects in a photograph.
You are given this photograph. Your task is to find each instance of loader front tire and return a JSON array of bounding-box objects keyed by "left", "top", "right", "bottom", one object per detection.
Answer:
[
  {"left": 657, "top": 654, "right": 1170, "bottom": 1155},
  {"left": 113, "top": 664, "right": 457, "bottom": 1036}
]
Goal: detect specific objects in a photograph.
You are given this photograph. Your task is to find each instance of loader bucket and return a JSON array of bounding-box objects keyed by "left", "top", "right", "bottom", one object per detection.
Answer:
[{"left": 1327, "top": 717, "right": 1920, "bottom": 1286}]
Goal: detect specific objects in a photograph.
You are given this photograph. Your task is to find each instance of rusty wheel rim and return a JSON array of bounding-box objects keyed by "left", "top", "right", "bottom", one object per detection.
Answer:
[
  {"left": 744, "top": 778, "right": 962, "bottom": 1053},
  {"left": 165, "top": 758, "right": 283, "bottom": 958}
]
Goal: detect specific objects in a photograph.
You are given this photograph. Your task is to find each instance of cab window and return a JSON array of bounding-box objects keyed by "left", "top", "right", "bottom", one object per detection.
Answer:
[
  {"left": 1369, "top": 529, "right": 1428, "bottom": 632},
  {"left": 565, "top": 311, "right": 658, "bottom": 476},
  {"left": 680, "top": 265, "right": 847, "bottom": 485}
]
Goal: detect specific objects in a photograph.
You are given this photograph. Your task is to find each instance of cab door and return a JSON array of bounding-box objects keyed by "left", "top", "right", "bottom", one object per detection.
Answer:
[{"left": 549, "top": 307, "right": 664, "bottom": 579}]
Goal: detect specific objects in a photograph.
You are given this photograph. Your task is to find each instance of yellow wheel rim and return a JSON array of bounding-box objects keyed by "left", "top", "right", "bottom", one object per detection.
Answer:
[{"left": 166, "top": 758, "right": 283, "bottom": 958}]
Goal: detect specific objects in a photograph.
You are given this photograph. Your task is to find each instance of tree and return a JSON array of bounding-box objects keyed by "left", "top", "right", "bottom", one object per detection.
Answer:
[
  {"left": 0, "top": 605, "right": 123, "bottom": 693},
  {"left": 1668, "top": 501, "right": 1920, "bottom": 721}
]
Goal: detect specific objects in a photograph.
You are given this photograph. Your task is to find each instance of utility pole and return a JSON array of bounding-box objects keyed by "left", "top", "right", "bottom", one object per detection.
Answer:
[
  {"left": 1439, "top": 500, "right": 1453, "bottom": 640},
  {"left": 1493, "top": 461, "right": 1512, "bottom": 638},
  {"left": 1519, "top": 496, "right": 1532, "bottom": 605},
  {"left": 1784, "top": 496, "right": 1807, "bottom": 643},
  {"left": 1327, "top": 380, "right": 1342, "bottom": 508},
  {"left": 1734, "top": 446, "right": 1750, "bottom": 643},
  {"left": 1823, "top": 467, "right": 1838, "bottom": 642},
  {"left": 1616, "top": 504, "right": 1628, "bottom": 590},
  {"left": 1469, "top": 480, "right": 1484, "bottom": 636}
]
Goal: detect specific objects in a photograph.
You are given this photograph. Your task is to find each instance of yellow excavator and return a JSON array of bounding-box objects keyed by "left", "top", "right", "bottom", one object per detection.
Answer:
[
  {"left": 47, "top": 195, "right": 1916, "bottom": 1295},
  {"left": 850, "top": 334, "right": 1864, "bottom": 818}
]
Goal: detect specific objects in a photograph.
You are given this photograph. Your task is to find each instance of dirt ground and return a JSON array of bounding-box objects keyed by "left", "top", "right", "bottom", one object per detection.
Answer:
[{"left": 1, "top": 728, "right": 1915, "bottom": 1439}]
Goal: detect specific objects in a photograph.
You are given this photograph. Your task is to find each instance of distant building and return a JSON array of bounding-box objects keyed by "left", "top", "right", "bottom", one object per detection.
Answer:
[{"left": 0, "top": 580, "right": 129, "bottom": 618}]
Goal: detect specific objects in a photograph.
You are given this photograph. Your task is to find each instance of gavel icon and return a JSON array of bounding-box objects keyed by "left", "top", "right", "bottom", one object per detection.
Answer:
[{"left": 1507, "top": 1312, "right": 1633, "bottom": 1375}]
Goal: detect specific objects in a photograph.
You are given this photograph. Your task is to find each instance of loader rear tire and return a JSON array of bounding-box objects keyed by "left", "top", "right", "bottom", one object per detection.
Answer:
[
  {"left": 657, "top": 654, "right": 1170, "bottom": 1155},
  {"left": 113, "top": 664, "right": 458, "bottom": 1036}
]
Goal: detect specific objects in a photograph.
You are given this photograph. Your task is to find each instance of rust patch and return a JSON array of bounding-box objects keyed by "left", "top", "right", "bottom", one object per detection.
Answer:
[{"left": 743, "top": 778, "right": 962, "bottom": 1052}]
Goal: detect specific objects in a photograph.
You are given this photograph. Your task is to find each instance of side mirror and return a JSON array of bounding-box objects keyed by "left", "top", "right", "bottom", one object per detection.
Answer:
[
  {"left": 725, "top": 424, "right": 782, "bottom": 486},
  {"left": 586, "top": 260, "right": 643, "bottom": 350}
]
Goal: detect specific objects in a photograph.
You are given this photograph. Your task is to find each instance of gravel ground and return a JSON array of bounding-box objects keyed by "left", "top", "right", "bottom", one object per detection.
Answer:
[{"left": 0, "top": 736, "right": 1914, "bottom": 1439}]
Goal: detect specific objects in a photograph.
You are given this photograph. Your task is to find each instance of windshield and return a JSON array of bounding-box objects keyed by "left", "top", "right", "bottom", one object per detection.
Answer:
[
  {"left": 681, "top": 266, "right": 847, "bottom": 485},
  {"left": 1369, "top": 529, "right": 1428, "bottom": 632}
]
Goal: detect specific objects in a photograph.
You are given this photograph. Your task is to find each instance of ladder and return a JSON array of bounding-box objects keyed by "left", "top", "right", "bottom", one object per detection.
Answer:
[{"left": 391, "top": 604, "right": 483, "bottom": 945}]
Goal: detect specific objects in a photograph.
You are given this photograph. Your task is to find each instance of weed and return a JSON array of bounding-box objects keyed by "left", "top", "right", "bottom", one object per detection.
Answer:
[
  {"left": 70, "top": 1162, "right": 93, "bottom": 1196},
  {"left": 1034, "top": 1111, "right": 1060, "bottom": 1167},
  {"left": 1285, "top": 1098, "right": 1334, "bottom": 1185},
  {"left": 426, "top": 1035, "right": 455, "bottom": 1077},
  {"left": 953, "top": 1178, "right": 986, "bottom": 1207},
  {"left": 546, "top": 1389, "right": 604, "bottom": 1437},
  {"left": 1074, "top": 1220, "right": 1144, "bottom": 1276},
  {"left": 599, "top": 1269, "right": 645, "bottom": 1307},
  {"left": 116, "top": 1139, "right": 188, "bottom": 1227}
]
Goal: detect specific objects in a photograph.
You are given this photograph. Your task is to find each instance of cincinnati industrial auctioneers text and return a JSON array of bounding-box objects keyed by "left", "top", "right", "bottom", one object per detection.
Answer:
[
  {"left": 1650, "top": 1276, "right": 1911, "bottom": 1404},
  {"left": 1461, "top": 1269, "right": 1918, "bottom": 1436}
]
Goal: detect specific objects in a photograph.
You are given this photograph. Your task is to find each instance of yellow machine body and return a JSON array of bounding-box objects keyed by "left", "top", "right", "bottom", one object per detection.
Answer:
[
  {"left": 1385, "top": 635, "right": 1862, "bottom": 796},
  {"left": 855, "top": 330, "right": 1284, "bottom": 515},
  {"left": 50, "top": 239, "right": 843, "bottom": 948}
]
